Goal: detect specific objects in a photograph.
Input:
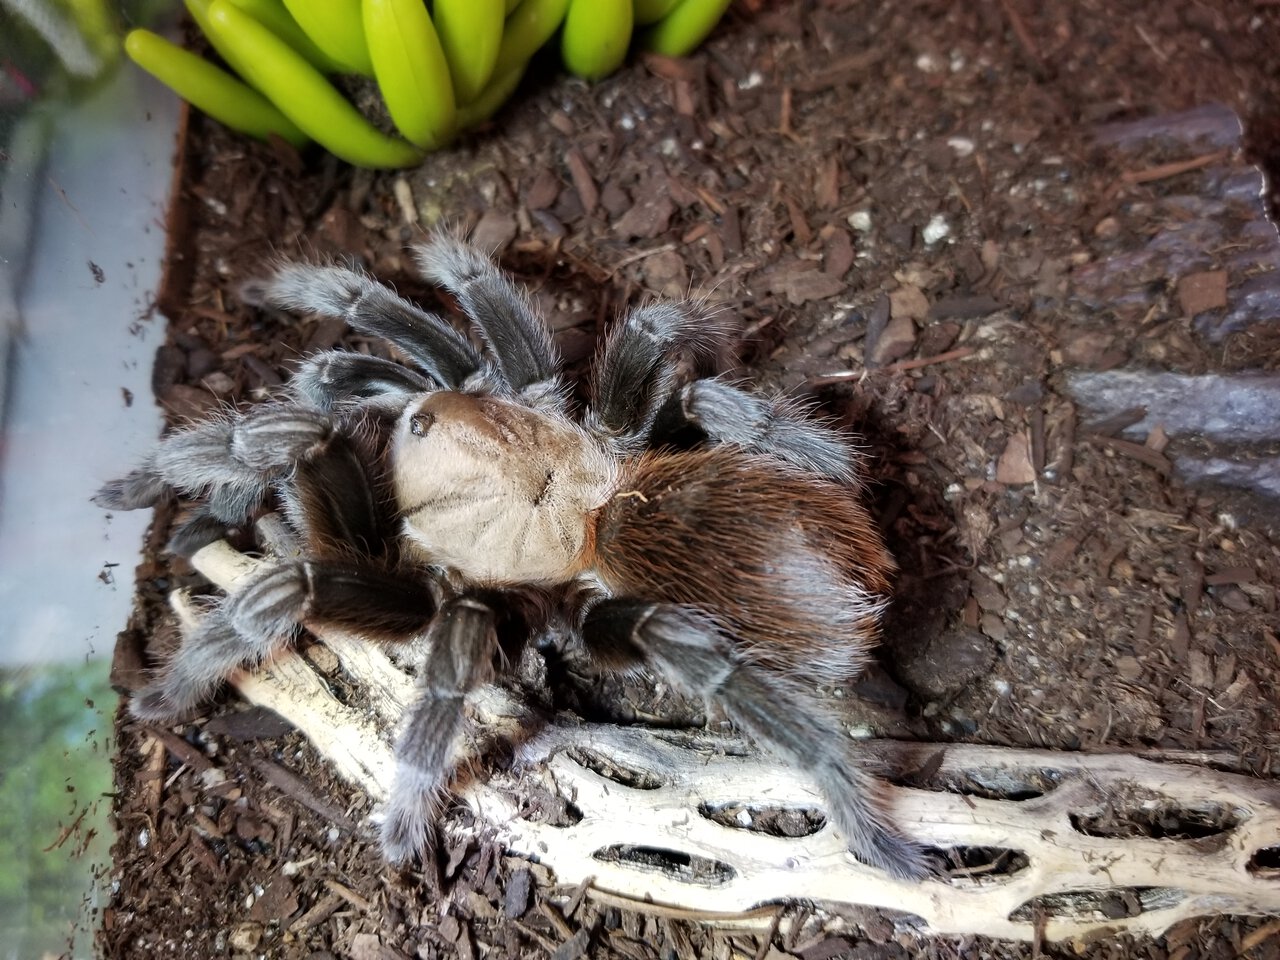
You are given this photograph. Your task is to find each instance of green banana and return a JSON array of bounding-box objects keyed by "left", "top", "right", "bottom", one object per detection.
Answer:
[
  {"left": 457, "top": 61, "right": 526, "bottom": 130},
  {"left": 632, "top": 0, "right": 680, "bottom": 26},
  {"left": 642, "top": 0, "right": 731, "bottom": 58},
  {"left": 433, "top": 0, "right": 505, "bottom": 105},
  {"left": 280, "top": 0, "right": 373, "bottom": 76},
  {"left": 227, "top": 0, "right": 346, "bottom": 73},
  {"left": 504, "top": 0, "right": 522, "bottom": 12},
  {"left": 206, "top": 0, "right": 421, "bottom": 168},
  {"left": 561, "top": 0, "right": 632, "bottom": 80},
  {"left": 184, "top": 0, "right": 253, "bottom": 78},
  {"left": 363, "top": 0, "right": 457, "bottom": 149},
  {"left": 493, "top": 0, "right": 569, "bottom": 77},
  {"left": 125, "top": 29, "right": 309, "bottom": 146}
]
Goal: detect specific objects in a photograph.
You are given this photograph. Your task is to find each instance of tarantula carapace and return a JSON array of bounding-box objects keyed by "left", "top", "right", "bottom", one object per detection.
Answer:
[{"left": 98, "top": 236, "right": 930, "bottom": 880}]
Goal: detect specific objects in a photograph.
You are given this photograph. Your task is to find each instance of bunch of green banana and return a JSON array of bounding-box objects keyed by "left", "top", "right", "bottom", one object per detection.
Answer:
[{"left": 125, "top": 0, "right": 734, "bottom": 169}]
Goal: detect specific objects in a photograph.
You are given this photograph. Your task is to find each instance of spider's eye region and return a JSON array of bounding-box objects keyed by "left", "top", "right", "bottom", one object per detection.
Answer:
[{"left": 409, "top": 412, "right": 435, "bottom": 437}]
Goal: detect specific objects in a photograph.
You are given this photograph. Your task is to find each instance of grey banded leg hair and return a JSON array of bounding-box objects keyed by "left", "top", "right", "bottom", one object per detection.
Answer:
[
  {"left": 132, "top": 560, "right": 440, "bottom": 722},
  {"left": 381, "top": 597, "right": 497, "bottom": 862},
  {"left": 241, "top": 263, "right": 483, "bottom": 389},
  {"left": 290, "top": 351, "right": 433, "bottom": 410},
  {"left": 587, "top": 302, "right": 732, "bottom": 451},
  {"left": 94, "top": 404, "right": 333, "bottom": 524},
  {"left": 582, "top": 600, "right": 933, "bottom": 881},
  {"left": 131, "top": 562, "right": 308, "bottom": 720},
  {"left": 412, "top": 235, "right": 560, "bottom": 395},
  {"left": 654, "top": 380, "right": 861, "bottom": 485}
]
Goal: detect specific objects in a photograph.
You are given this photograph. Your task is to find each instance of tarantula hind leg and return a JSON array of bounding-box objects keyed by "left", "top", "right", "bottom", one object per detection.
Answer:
[
  {"left": 379, "top": 597, "right": 498, "bottom": 863},
  {"left": 583, "top": 600, "right": 936, "bottom": 882},
  {"left": 130, "top": 561, "right": 311, "bottom": 721},
  {"left": 132, "top": 560, "right": 439, "bottom": 722}
]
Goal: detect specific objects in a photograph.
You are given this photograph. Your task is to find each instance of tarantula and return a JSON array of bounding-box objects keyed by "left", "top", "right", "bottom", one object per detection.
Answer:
[{"left": 98, "top": 236, "right": 930, "bottom": 880}]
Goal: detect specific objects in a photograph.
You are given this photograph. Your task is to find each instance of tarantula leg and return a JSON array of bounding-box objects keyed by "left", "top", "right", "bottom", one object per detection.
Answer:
[
  {"left": 135, "top": 558, "right": 440, "bottom": 722},
  {"left": 167, "top": 506, "right": 232, "bottom": 558},
  {"left": 290, "top": 351, "right": 433, "bottom": 411},
  {"left": 281, "top": 431, "right": 386, "bottom": 556},
  {"left": 241, "top": 263, "right": 483, "bottom": 389},
  {"left": 583, "top": 600, "right": 934, "bottom": 882},
  {"left": 587, "top": 302, "right": 733, "bottom": 451},
  {"left": 412, "top": 235, "right": 560, "bottom": 398},
  {"left": 131, "top": 562, "right": 308, "bottom": 720},
  {"left": 653, "top": 380, "right": 862, "bottom": 484},
  {"left": 93, "top": 404, "right": 333, "bottom": 523},
  {"left": 381, "top": 597, "right": 497, "bottom": 862}
]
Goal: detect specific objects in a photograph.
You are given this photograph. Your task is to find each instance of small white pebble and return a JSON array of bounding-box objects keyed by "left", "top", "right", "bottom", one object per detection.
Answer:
[
  {"left": 992, "top": 679, "right": 1011, "bottom": 696},
  {"left": 946, "top": 137, "right": 975, "bottom": 157},
  {"left": 738, "top": 70, "right": 764, "bottom": 90},
  {"left": 847, "top": 210, "right": 873, "bottom": 232},
  {"left": 735, "top": 809, "right": 753, "bottom": 827},
  {"left": 327, "top": 827, "right": 340, "bottom": 844},
  {"left": 915, "top": 52, "right": 942, "bottom": 73},
  {"left": 922, "top": 214, "right": 950, "bottom": 245},
  {"left": 846, "top": 724, "right": 874, "bottom": 739},
  {"left": 138, "top": 828, "right": 150, "bottom": 849}
]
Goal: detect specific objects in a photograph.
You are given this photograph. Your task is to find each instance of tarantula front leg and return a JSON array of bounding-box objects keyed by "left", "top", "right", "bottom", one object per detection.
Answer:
[
  {"left": 653, "top": 380, "right": 862, "bottom": 484},
  {"left": 241, "top": 262, "right": 483, "bottom": 389},
  {"left": 380, "top": 596, "right": 499, "bottom": 862},
  {"left": 94, "top": 404, "right": 333, "bottom": 527},
  {"left": 412, "top": 235, "right": 562, "bottom": 403},
  {"left": 132, "top": 559, "right": 440, "bottom": 721},
  {"left": 583, "top": 600, "right": 933, "bottom": 881},
  {"left": 289, "top": 351, "right": 434, "bottom": 411}
]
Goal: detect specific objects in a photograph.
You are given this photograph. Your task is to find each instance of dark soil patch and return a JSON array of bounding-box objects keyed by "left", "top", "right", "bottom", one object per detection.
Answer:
[{"left": 101, "top": 2, "right": 1280, "bottom": 958}]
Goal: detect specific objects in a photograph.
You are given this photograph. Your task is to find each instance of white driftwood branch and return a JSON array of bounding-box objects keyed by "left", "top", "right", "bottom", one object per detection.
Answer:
[{"left": 182, "top": 541, "right": 1280, "bottom": 944}]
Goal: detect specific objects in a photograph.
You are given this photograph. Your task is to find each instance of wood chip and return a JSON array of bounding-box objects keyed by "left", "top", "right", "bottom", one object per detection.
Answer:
[
  {"left": 1204, "top": 566, "right": 1256, "bottom": 586},
  {"left": 565, "top": 149, "right": 598, "bottom": 217},
  {"left": 866, "top": 313, "right": 916, "bottom": 365},
  {"left": 888, "top": 283, "right": 930, "bottom": 321},
  {"left": 470, "top": 208, "right": 518, "bottom": 252},
  {"left": 1176, "top": 269, "right": 1228, "bottom": 316},
  {"left": 613, "top": 193, "right": 676, "bottom": 240},
  {"left": 250, "top": 758, "right": 356, "bottom": 831},
  {"left": 1121, "top": 149, "right": 1228, "bottom": 185},
  {"left": 148, "top": 727, "right": 214, "bottom": 773},
  {"left": 996, "top": 433, "right": 1037, "bottom": 485},
  {"left": 1097, "top": 436, "right": 1172, "bottom": 474},
  {"left": 927, "top": 293, "right": 1001, "bottom": 320}
]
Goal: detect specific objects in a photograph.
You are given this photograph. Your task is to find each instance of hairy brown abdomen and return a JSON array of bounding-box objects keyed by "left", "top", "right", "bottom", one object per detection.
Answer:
[{"left": 593, "top": 448, "right": 895, "bottom": 684}]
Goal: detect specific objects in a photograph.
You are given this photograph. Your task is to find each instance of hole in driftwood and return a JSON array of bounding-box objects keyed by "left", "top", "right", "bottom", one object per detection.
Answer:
[
  {"left": 697, "top": 802, "right": 827, "bottom": 838},
  {"left": 514, "top": 788, "right": 583, "bottom": 828},
  {"left": 592, "top": 845, "right": 736, "bottom": 886},
  {"left": 892, "top": 752, "right": 1056, "bottom": 801},
  {"left": 1009, "top": 887, "right": 1185, "bottom": 923},
  {"left": 1248, "top": 846, "right": 1280, "bottom": 876},
  {"left": 565, "top": 748, "right": 665, "bottom": 790},
  {"left": 1069, "top": 796, "right": 1242, "bottom": 841},
  {"left": 937, "top": 845, "right": 1031, "bottom": 878}
]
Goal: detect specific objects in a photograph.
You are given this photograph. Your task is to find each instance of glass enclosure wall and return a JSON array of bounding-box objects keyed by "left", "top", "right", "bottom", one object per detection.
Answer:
[{"left": 1, "top": 5, "right": 177, "bottom": 954}]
